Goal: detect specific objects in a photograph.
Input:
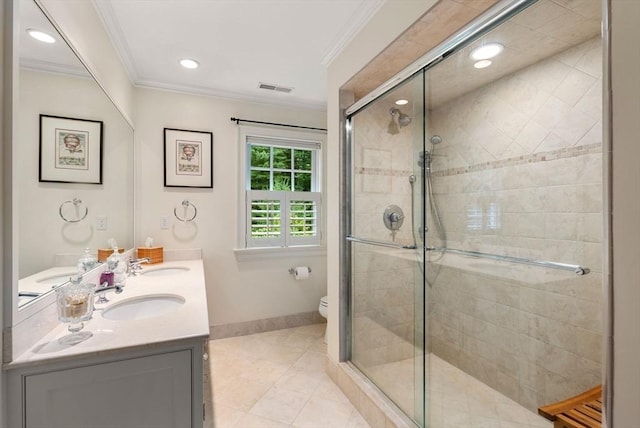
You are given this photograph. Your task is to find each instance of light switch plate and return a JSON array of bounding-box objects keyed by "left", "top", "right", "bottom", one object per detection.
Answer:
[{"left": 97, "top": 216, "right": 108, "bottom": 231}]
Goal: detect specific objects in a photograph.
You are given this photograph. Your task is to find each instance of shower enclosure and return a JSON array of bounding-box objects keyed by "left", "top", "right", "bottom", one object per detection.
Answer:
[{"left": 344, "top": 0, "right": 604, "bottom": 426}]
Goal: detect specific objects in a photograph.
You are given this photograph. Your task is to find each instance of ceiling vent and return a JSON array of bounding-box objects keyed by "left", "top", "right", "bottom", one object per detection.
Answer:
[{"left": 259, "top": 82, "right": 293, "bottom": 93}]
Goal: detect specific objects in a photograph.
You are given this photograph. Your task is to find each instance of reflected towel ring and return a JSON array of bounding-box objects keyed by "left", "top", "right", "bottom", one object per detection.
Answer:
[
  {"left": 174, "top": 200, "right": 197, "bottom": 222},
  {"left": 59, "top": 198, "right": 88, "bottom": 223}
]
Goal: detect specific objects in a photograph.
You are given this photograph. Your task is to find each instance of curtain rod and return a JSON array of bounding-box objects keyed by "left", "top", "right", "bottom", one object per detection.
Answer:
[{"left": 230, "top": 117, "right": 327, "bottom": 132}]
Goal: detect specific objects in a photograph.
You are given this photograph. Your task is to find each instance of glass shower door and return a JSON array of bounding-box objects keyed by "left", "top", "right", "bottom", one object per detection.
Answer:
[{"left": 347, "top": 71, "right": 426, "bottom": 426}]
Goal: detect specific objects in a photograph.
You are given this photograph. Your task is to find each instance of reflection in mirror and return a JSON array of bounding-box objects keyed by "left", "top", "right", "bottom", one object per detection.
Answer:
[{"left": 17, "top": 0, "right": 134, "bottom": 308}]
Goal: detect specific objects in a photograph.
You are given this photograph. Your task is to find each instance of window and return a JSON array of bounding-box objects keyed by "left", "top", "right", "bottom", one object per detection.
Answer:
[{"left": 240, "top": 129, "right": 322, "bottom": 249}]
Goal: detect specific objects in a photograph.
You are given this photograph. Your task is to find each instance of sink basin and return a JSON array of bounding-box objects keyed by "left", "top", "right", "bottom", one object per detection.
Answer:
[
  {"left": 36, "top": 272, "right": 76, "bottom": 285},
  {"left": 102, "top": 294, "right": 185, "bottom": 321},
  {"left": 141, "top": 266, "right": 190, "bottom": 276}
]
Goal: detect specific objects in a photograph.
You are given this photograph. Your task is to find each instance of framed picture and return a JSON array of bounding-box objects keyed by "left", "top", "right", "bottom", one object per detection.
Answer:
[
  {"left": 164, "top": 128, "right": 213, "bottom": 188},
  {"left": 39, "top": 114, "right": 103, "bottom": 184}
]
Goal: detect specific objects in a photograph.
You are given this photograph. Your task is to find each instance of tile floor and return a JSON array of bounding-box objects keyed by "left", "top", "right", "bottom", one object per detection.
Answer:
[
  {"left": 205, "top": 324, "right": 552, "bottom": 428},
  {"left": 428, "top": 355, "right": 552, "bottom": 428},
  {"left": 205, "top": 323, "right": 370, "bottom": 427}
]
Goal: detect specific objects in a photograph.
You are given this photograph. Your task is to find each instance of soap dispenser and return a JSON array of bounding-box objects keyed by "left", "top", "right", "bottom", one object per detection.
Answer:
[
  {"left": 77, "top": 248, "right": 97, "bottom": 274},
  {"left": 108, "top": 247, "right": 127, "bottom": 287}
]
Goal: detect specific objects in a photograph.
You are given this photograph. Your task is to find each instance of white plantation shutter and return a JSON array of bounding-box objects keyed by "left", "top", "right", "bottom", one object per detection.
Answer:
[
  {"left": 246, "top": 190, "right": 320, "bottom": 247},
  {"left": 246, "top": 191, "right": 284, "bottom": 247},
  {"left": 287, "top": 192, "right": 321, "bottom": 246}
]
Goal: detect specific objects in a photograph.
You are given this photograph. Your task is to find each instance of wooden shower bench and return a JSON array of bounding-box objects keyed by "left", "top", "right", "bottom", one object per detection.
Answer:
[{"left": 538, "top": 385, "right": 602, "bottom": 428}]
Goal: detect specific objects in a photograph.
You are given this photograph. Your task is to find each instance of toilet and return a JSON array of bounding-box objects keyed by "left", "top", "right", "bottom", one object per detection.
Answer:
[{"left": 319, "top": 296, "right": 328, "bottom": 343}]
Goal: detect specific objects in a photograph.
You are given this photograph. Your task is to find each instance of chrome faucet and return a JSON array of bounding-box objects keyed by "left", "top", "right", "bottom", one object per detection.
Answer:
[
  {"left": 95, "top": 282, "right": 123, "bottom": 304},
  {"left": 128, "top": 257, "right": 151, "bottom": 276}
]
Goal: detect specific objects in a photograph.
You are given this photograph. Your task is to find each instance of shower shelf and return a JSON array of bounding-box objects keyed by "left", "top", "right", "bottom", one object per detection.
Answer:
[
  {"left": 429, "top": 247, "right": 590, "bottom": 276},
  {"left": 346, "top": 236, "right": 417, "bottom": 250}
]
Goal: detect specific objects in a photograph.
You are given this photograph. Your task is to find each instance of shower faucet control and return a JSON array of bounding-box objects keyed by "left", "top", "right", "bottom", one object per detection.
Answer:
[{"left": 383, "top": 205, "right": 405, "bottom": 231}]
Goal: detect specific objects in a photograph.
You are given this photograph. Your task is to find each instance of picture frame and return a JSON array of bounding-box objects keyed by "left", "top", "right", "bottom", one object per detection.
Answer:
[
  {"left": 39, "top": 114, "right": 103, "bottom": 184},
  {"left": 164, "top": 128, "right": 213, "bottom": 188}
]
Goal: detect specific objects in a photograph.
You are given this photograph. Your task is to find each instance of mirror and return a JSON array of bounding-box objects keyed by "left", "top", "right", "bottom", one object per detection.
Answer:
[{"left": 16, "top": 0, "right": 134, "bottom": 308}]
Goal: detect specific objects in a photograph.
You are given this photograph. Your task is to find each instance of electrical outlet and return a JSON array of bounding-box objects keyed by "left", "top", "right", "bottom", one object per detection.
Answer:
[
  {"left": 160, "top": 215, "right": 170, "bottom": 230},
  {"left": 97, "top": 216, "right": 108, "bottom": 231}
]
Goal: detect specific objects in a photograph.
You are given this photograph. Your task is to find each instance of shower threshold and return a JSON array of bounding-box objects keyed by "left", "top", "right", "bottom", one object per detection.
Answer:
[{"left": 366, "top": 354, "right": 552, "bottom": 427}]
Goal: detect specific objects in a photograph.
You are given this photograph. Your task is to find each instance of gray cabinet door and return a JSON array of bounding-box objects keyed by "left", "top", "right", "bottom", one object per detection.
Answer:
[{"left": 25, "top": 350, "right": 192, "bottom": 428}]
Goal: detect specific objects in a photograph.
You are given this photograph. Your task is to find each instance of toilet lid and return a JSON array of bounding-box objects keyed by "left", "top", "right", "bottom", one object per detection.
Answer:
[{"left": 320, "top": 296, "right": 328, "bottom": 305}]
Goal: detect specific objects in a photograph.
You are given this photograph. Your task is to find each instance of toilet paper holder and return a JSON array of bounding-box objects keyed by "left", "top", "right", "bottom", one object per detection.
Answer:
[{"left": 288, "top": 266, "right": 312, "bottom": 275}]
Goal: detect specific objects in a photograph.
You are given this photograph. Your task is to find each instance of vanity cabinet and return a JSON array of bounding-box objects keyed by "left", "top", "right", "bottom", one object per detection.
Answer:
[{"left": 7, "top": 341, "right": 205, "bottom": 428}]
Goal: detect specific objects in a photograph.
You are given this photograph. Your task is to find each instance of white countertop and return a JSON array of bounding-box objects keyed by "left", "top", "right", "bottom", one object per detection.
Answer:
[{"left": 7, "top": 259, "right": 210, "bottom": 369}]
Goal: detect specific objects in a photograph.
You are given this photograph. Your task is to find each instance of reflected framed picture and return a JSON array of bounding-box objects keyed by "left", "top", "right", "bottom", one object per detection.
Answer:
[
  {"left": 39, "top": 114, "right": 103, "bottom": 184},
  {"left": 164, "top": 128, "right": 213, "bottom": 188}
]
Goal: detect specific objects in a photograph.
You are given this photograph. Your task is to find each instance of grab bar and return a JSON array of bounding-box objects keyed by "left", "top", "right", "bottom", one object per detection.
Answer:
[
  {"left": 428, "top": 247, "right": 590, "bottom": 276},
  {"left": 346, "top": 235, "right": 417, "bottom": 250}
]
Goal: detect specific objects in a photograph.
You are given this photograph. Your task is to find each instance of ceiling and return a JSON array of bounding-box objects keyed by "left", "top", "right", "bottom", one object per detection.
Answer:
[
  {"left": 20, "top": 0, "right": 600, "bottom": 112},
  {"left": 20, "top": 0, "right": 89, "bottom": 77},
  {"left": 91, "top": 0, "right": 384, "bottom": 110},
  {"left": 345, "top": 0, "right": 601, "bottom": 108}
]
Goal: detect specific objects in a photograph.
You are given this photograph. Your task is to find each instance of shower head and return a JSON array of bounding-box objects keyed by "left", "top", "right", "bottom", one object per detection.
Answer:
[
  {"left": 388, "top": 108, "right": 412, "bottom": 133},
  {"left": 430, "top": 135, "right": 443, "bottom": 145},
  {"left": 398, "top": 112, "right": 412, "bottom": 127}
]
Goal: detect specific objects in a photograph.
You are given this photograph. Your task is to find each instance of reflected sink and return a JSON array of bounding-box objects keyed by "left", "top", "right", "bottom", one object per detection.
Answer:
[
  {"left": 102, "top": 294, "right": 185, "bottom": 321},
  {"left": 36, "top": 272, "right": 76, "bottom": 285},
  {"left": 141, "top": 266, "right": 190, "bottom": 276}
]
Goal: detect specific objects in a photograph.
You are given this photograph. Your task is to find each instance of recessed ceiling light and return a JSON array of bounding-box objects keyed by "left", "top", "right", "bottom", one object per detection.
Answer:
[
  {"left": 395, "top": 99, "right": 409, "bottom": 106},
  {"left": 470, "top": 43, "right": 504, "bottom": 61},
  {"left": 474, "top": 60, "right": 493, "bottom": 69},
  {"left": 179, "top": 59, "right": 199, "bottom": 69},
  {"left": 27, "top": 29, "right": 55, "bottom": 44}
]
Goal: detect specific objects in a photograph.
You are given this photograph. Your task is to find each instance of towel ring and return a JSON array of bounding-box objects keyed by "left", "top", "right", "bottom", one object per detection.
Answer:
[
  {"left": 174, "top": 200, "right": 197, "bottom": 222},
  {"left": 59, "top": 198, "right": 88, "bottom": 223}
]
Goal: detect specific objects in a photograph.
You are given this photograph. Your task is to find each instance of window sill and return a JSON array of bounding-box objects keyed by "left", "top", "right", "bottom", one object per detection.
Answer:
[{"left": 233, "top": 245, "right": 326, "bottom": 261}]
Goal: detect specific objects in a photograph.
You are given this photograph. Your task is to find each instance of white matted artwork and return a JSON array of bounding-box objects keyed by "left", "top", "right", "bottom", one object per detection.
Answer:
[
  {"left": 163, "top": 128, "right": 213, "bottom": 188},
  {"left": 39, "top": 114, "right": 103, "bottom": 184}
]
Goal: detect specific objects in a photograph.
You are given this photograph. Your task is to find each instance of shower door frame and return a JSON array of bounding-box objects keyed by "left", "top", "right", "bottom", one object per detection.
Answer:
[{"left": 343, "top": 69, "right": 428, "bottom": 425}]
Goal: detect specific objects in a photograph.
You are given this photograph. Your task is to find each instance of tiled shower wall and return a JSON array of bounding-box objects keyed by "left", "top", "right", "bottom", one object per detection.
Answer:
[{"left": 427, "top": 36, "right": 603, "bottom": 411}]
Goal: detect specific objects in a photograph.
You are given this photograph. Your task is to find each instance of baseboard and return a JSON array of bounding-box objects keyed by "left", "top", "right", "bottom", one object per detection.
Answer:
[{"left": 210, "top": 311, "right": 326, "bottom": 340}]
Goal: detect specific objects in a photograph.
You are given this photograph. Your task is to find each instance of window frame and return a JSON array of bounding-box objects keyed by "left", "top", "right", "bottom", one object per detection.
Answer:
[{"left": 237, "top": 125, "right": 325, "bottom": 253}]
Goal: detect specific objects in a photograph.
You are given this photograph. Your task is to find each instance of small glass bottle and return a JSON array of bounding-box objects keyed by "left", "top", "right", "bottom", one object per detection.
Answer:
[{"left": 77, "top": 248, "right": 97, "bottom": 273}]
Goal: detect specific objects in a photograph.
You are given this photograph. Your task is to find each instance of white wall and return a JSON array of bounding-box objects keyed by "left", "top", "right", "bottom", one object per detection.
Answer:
[
  {"left": 326, "top": 0, "right": 437, "bottom": 361},
  {"left": 610, "top": 0, "right": 640, "bottom": 425},
  {"left": 134, "top": 87, "right": 327, "bottom": 326}
]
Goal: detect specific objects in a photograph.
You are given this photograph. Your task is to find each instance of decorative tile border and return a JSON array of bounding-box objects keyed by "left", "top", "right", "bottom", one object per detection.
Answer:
[
  {"left": 355, "top": 167, "right": 413, "bottom": 177},
  {"left": 431, "top": 143, "right": 602, "bottom": 178},
  {"left": 355, "top": 143, "right": 602, "bottom": 179}
]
